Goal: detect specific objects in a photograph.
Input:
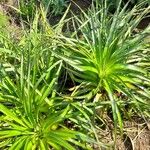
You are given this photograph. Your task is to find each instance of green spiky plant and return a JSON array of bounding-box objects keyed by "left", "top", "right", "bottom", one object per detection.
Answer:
[
  {"left": 52, "top": 0, "right": 150, "bottom": 133},
  {"left": 0, "top": 8, "right": 97, "bottom": 150},
  {"left": 19, "top": 0, "right": 36, "bottom": 20}
]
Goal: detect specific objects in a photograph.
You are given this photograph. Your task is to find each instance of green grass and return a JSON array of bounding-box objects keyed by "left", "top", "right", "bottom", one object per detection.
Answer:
[{"left": 0, "top": 0, "right": 150, "bottom": 149}]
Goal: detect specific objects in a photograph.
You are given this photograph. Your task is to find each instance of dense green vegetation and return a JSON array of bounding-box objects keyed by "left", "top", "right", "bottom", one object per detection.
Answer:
[{"left": 0, "top": 0, "right": 150, "bottom": 149}]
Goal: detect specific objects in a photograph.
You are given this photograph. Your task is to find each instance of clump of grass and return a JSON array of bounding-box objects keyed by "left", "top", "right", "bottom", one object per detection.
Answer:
[
  {"left": 0, "top": 8, "right": 99, "bottom": 150},
  {"left": 53, "top": 0, "right": 150, "bottom": 135}
]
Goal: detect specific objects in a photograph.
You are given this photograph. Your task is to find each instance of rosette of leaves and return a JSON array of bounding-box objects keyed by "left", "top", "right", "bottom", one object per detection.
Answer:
[
  {"left": 0, "top": 32, "right": 93, "bottom": 150},
  {"left": 53, "top": 0, "right": 150, "bottom": 130},
  {"left": 0, "top": 11, "right": 94, "bottom": 149}
]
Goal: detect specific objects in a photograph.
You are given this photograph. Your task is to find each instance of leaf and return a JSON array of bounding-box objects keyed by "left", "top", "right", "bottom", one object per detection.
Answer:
[
  {"left": 103, "top": 80, "right": 123, "bottom": 133},
  {"left": 48, "top": 129, "right": 77, "bottom": 140},
  {"left": 24, "top": 137, "right": 33, "bottom": 150},
  {"left": 43, "top": 105, "right": 70, "bottom": 131},
  {"left": 39, "top": 139, "right": 47, "bottom": 150},
  {"left": 71, "top": 102, "right": 91, "bottom": 121},
  {"left": 38, "top": 61, "right": 62, "bottom": 104},
  {"left": 9, "top": 136, "right": 26, "bottom": 150},
  {"left": 0, "top": 139, "right": 11, "bottom": 148},
  {"left": 6, "top": 122, "right": 28, "bottom": 131},
  {"left": 0, "top": 130, "right": 22, "bottom": 139},
  {"left": 47, "top": 140, "right": 62, "bottom": 150},
  {"left": 46, "top": 135, "right": 75, "bottom": 150},
  {"left": 0, "top": 103, "right": 26, "bottom": 127}
]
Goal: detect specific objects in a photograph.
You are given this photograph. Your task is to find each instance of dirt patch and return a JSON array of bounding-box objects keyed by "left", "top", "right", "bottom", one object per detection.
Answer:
[
  {"left": 96, "top": 118, "right": 150, "bottom": 150},
  {"left": 123, "top": 119, "right": 150, "bottom": 150},
  {"left": 137, "top": 17, "right": 150, "bottom": 29},
  {"left": 70, "top": 0, "right": 91, "bottom": 14}
]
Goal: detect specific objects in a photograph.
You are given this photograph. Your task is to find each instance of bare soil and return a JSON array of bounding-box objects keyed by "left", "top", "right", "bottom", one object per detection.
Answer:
[
  {"left": 96, "top": 118, "right": 150, "bottom": 150},
  {"left": 117, "top": 119, "right": 150, "bottom": 150}
]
